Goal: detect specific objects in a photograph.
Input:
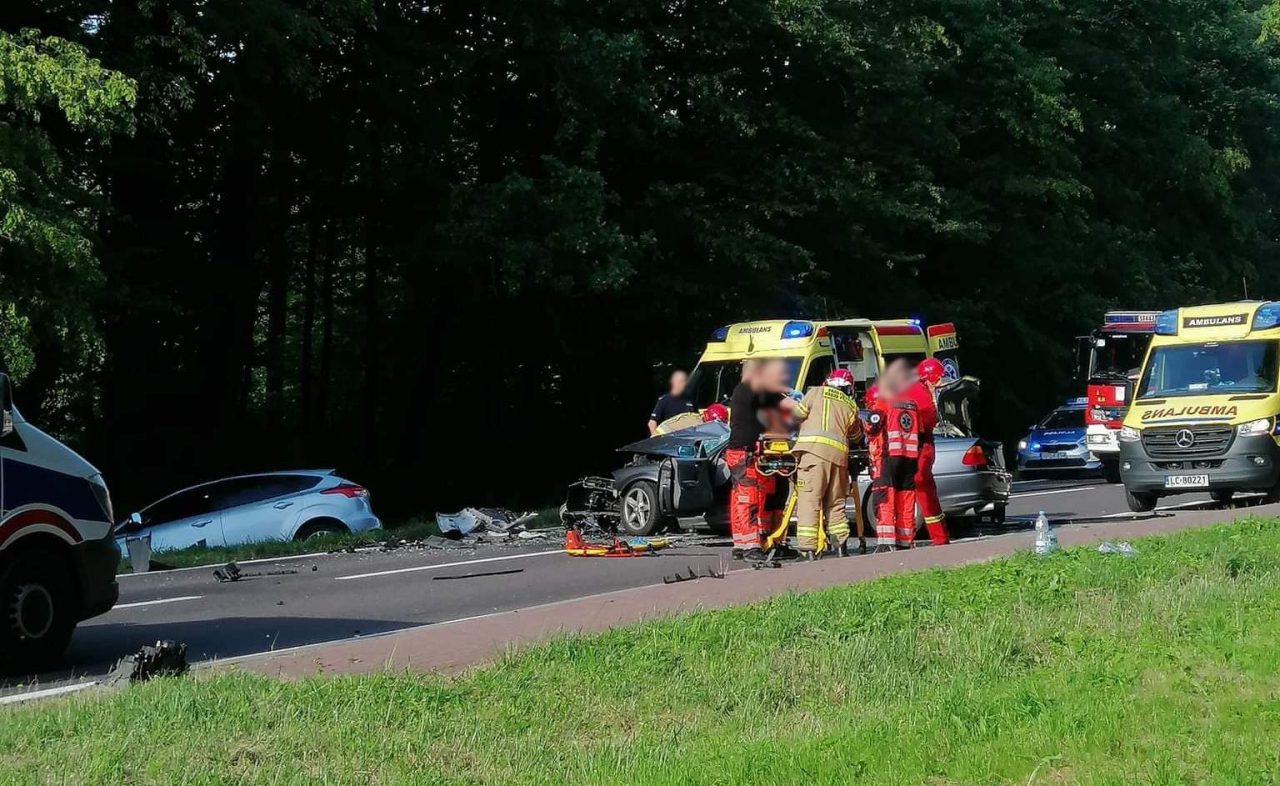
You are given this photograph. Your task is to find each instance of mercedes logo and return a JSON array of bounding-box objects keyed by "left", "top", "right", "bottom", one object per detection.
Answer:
[{"left": 1175, "top": 429, "right": 1196, "bottom": 448}]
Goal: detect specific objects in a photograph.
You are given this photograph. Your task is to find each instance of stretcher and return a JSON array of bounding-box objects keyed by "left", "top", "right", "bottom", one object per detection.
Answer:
[{"left": 563, "top": 528, "right": 671, "bottom": 557}]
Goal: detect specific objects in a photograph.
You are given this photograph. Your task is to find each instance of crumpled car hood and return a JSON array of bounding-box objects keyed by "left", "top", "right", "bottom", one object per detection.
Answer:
[{"left": 617, "top": 422, "right": 730, "bottom": 457}]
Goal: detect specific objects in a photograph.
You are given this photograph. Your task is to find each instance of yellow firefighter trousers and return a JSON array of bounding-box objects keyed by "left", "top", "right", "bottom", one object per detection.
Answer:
[{"left": 793, "top": 453, "right": 851, "bottom": 552}]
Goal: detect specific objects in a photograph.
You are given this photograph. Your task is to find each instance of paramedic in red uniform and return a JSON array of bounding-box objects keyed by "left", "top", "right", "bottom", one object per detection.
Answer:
[
  {"left": 883, "top": 358, "right": 949, "bottom": 548},
  {"left": 864, "top": 383, "right": 894, "bottom": 552},
  {"left": 725, "top": 359, "right": 801, "bottom": 562},
  {"left": 912, "top": 358, "right": 949, "bottom": 545}
]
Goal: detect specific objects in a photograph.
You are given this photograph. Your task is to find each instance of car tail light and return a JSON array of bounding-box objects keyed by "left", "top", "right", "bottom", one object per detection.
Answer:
[
  {"left": 322, "top": 484, "right": 369, "bottom": 498},
  {"left": 961, "top": 444, "right": 987, "bottom": 468}
]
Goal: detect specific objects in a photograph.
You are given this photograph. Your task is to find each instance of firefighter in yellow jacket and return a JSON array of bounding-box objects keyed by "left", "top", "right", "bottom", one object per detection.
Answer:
[{"left": 790, "top": 368, "right": 863, "bottom": 559}]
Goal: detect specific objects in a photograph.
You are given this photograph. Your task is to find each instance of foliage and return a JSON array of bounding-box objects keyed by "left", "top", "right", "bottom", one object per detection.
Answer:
[
  {"left": 2, "top": 1, "right": 1280, "bottom": 513},
  {"left": 8, "top": 517, "right": 1280, "bottom": 783}
]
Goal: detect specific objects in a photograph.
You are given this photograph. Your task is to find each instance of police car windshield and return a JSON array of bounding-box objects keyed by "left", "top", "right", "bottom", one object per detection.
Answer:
[
  {"left": 686, "top": 358, "right": 803, "bottom": 408},
  {"left": 1039, "top": 409, "right": 1083, "bottom": 429},
  {"left": 1090, "top": 333, "right": 1146, "bottom": 379},
  {"left": 1138, "top": 340, "right": 1279, "bottom": 399}
]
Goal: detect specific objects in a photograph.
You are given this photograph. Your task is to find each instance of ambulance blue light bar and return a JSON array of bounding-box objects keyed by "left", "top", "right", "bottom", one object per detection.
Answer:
[
  {"left": 1154, "top": 310, "right": 1179, "bottom": 336},
  {"left": 709, "top": 326, "right": 729, "bottom": 342},
  {"left": 781, "top": 321, "right": 815, "bottom": 339},
  {"left": 1253, "top": 303, "right": 1280, "bottom": 331}
]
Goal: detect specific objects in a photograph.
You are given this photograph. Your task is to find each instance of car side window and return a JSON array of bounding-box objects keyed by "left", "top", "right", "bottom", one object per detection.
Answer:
[
  {"left": 802, "top": 356, "right": 835, "bottom": 390},
  {"left": 142, "top": 487, "right": 216, "bottom": 526},
  {"left": 211, "top": 475, "right": 321, "bottom": 510}
]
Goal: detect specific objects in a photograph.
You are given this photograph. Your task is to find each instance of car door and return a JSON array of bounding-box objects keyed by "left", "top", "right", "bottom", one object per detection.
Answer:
[
  {"left": 216, "top": 475, "right": 315, "bottom": 546},
  {"left": 134, "top": 484, "right": 224, "bottom": 552}
]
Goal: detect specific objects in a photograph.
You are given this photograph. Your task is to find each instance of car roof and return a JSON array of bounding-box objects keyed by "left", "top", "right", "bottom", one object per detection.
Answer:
[{"left": 147, "top": 470, "right": 339, "bottom": 506}]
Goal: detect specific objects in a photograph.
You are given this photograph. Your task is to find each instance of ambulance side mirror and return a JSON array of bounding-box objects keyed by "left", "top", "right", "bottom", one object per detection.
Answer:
[{"left": 0, "top": 373, "right": 13, "bottom": 438}]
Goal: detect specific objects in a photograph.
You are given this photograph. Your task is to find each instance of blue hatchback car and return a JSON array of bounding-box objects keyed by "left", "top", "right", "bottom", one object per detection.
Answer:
[
  {"left": 1017, "top": 399, "right": 1101, "bottom": 476},
  {"left": 115, "top": 470, "right": 381, "bottom": 554}
]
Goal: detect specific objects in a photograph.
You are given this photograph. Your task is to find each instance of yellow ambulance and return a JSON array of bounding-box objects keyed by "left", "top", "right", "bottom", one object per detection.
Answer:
[
  {"left": 1119, "top": 301, "right": 1280, "bottom": 511},
  {"left": 685, "top": 318, "right": 960, "bottom": 407}
]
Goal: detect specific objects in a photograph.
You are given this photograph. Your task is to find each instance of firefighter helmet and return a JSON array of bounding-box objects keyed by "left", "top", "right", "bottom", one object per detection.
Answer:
[
  {"left": 702, "top": 403, "right": 729, "bottom": 423},
  {"left": 825, "top": 368, "right": 855, "bottom": 389},
  {"left": 917, "top": 358, "right": 945, "bottom": 385}
]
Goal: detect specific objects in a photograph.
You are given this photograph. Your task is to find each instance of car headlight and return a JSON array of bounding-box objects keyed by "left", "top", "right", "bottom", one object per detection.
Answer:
[
  {"left": 1017, "top": 439, "right": 1028, "bottom": 450},
  {"left": 1118, "top": 426, "right": 1141, "bottom": 442},
  {"left": 88, "top": 473, "right": 114, "bottom": 524},
  {"left": 1237, "top": 417, "right": 1274, "bottom": 436}
]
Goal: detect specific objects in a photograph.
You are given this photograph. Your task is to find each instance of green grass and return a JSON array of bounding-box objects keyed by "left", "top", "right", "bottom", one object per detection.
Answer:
[
  {"left": 117, "top": 508, "right": 563, "bottom": 572},
  {"left": 21, "top": 517, "right": 1280, "bottom": 784}
]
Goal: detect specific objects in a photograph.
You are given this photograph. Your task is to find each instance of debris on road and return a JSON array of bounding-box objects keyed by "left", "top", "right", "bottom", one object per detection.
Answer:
[
  {"left": 436, "top": 507, "right": 537, "bottom": 537},
  {"left": 213, "top": 561, "right": 299, "bottom": 583},
  {"left": 432, "top": 568, "right": 526, "bottom": 581},
  {"left": 1098, "top": 541, "right": 1137, "bottom": 557},
  {"left": 106, "top": 641, "right": 188, "bottom": 685},
  {"left": 662, "top": 565, "right": 726, "bottom": 584},
  {"left": 563, "top": 528, "right": 670, "bottom": 557}
]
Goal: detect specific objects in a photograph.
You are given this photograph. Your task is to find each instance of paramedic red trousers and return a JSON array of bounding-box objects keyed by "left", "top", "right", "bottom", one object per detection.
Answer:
[
  {"left": 726, "top": 448, "right": 773, "bottom": 552},
  {"left": 915, "top": 441, "right": 949, "bottom": 545}
]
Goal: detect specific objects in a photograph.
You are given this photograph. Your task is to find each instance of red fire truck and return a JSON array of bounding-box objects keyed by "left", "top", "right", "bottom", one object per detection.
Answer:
[{"left": 1076, "top": 311, "right": 1160, "bottom": 482}]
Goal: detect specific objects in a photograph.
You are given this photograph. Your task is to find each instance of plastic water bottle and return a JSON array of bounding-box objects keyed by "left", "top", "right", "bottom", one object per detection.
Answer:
[{"left": 1033, "top": 511, "right": 1058, "bottom": 556}]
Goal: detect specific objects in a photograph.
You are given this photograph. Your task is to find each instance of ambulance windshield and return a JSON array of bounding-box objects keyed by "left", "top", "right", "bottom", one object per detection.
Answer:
[
  {"left": 1138, "top": 340, "right": 1279, "bottom": 399},
  {"left": 1090, "top": 333, "right": 1147, "bottom": 380},
  {"left": 686, "top": 357, "right": 803, "bottom": 408}
]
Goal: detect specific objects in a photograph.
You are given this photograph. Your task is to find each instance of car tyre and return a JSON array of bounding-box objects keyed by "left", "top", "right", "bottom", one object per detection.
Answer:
[
  {"left": 1210, "top": 489, "right": 1235, "bottom": 505},
  {"left": 619, "top": 480, "right": 661, "bottom": 536},
  {"left": 295, "top": 519, "right": 348, "bottom": 541},
  {"left": 0, "top": 547, "right": 77, "bottom": 674},
  {"left": 1125, "top": 489, "right": 1157, "bottom": 513},
  {"left": 1102, "top": 461, "right": 1122, "bottom": 484}
]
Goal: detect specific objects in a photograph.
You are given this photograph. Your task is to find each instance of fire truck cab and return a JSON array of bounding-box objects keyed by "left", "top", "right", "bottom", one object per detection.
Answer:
[{"left": 1075, "top": 311, "right": 1160, "bottom": 482}]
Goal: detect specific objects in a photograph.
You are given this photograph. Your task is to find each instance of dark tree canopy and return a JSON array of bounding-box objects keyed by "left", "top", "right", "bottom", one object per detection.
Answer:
[{"left": 3, "top": 0, "right": 1280, "bottom": 515}]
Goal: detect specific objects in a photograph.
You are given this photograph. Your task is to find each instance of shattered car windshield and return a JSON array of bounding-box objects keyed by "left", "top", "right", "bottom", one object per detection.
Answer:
[{"left": 685, "top": 357, "right": 802, "bottom": 408}]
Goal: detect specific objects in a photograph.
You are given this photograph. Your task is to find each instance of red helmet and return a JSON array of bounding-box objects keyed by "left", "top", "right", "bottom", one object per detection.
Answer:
[
  {"left": 866, "top": 383, "right": 880, "bottom": 404},
  {"left": 702, "top": 403, "right": 729, "bottom": 423},
  {"left": 825, "top": 368, "right": 855, "bottom": 389},
  {"left": 917, "top": 358, "right": 945, "bottom": 385}
]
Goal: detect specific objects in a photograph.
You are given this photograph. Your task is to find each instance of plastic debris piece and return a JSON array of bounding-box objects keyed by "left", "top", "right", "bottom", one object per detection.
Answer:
[
  {"left": 1098, "top": 541, "right": 1137, "bottom": 557},
  {"left": 106, "top": 641, "right": 188, "bottom": 685},
  {"left": 431, "top": 568, "right": 526, "bottom": 581}
]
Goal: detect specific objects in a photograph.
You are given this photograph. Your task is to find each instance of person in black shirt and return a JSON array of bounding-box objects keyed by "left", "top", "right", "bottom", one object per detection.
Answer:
[
  {"left": 724, "top": 359, "right": 802, "bottom": 562},
  {"left": 647, "top": 370, "right": 694, "bottom": 435}
]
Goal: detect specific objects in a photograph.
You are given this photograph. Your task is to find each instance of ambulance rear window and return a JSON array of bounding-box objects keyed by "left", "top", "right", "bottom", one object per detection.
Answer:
[{"left": 686, "top": 357, "right": 803, "bottom": 407}]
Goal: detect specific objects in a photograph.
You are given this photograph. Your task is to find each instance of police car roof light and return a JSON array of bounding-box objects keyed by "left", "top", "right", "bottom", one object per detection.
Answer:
[
  {"left": 781, "top": 321, "right": 814, "bottom": 339},
  {"left": 1252, "top": 302, "right": 1280, "bottom": 332},
  {"left": 1154, "top": 310, "right": 1179, "bottom": 336},
  {"left": 710, "top": 325, "right": 729, "bottom": 342}
]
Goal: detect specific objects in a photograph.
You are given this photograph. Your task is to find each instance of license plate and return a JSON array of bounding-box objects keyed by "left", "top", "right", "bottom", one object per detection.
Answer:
[
  {"left": 1041, "top": 452, "right": 1069, "bottom": 460},
  {"left": 1164, "top": 474, "right": 1209, "bottom": 489}
]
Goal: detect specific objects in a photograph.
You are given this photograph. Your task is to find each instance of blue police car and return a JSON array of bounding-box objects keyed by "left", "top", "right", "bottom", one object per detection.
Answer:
[{"left": 1017, "top": 398, "right": 1101, "bottom": 477}]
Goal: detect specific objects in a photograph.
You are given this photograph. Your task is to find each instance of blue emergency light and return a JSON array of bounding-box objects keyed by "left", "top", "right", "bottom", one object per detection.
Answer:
[
  {"left": 709, "top": 325, "right": 729, "bottom": 342},
  {"left": 1154, "top": 310, "right": 1179, "bottom": 336},
  {"left": 781, "top": 321, "right": 815, "bottom": 339},
  {"left": 1252, "top": 302, "right": 1280, "bottom": 331}
]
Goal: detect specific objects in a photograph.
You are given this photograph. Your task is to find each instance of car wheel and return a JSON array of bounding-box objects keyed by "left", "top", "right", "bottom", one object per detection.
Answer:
[
  {"left": 1103, "top": 461, "right": 1122, "bottom": 484},
  {"left": 859, "top": 487, "right": 877, "bottom": 538},
  {"left": 0, "top": 547, "right": 77, "bottom": 674},
  {"left": 619, "top": 481, "right": 660, "bottom": 536},
  {"left": 295, "top": 519, "right": 348, "bottom": 541},
  {"left": 1125, "top": 489, "right": 1157, "bottom": 513},
  {"left": 1210, "top": 489, "right": 1234, "bottom": 504}
]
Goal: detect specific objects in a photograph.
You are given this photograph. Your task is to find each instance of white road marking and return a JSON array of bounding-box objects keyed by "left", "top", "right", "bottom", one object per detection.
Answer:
[
  {"left": 1013, "top": 486, "right": 1099, "bottom": 499},
  {"left": 334, "top": 549, "right": 565, "bottom": 581},
  {"left": 0, "top": 681, "right": 98, "bottom": 705},
  {"left": 112, "top": 595, "right": 203, "bottom": 610},
  {"left": 119, "top": 550, "right": 340, "bottom": 579}
]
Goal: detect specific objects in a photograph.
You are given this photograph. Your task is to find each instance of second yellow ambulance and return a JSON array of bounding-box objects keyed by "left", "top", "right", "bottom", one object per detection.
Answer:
[{"left": 1119, "top": 301, "right": 1280, "bottom": 511}]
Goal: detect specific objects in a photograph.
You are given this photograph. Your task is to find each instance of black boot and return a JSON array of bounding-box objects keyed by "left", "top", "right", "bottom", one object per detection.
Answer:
[{"left": 731, "top": 548, "right": 745, "bottom": 561}]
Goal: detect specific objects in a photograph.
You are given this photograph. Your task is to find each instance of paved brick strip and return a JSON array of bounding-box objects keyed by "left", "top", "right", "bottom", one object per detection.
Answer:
[{"left": 224, "top": 503, "right": 1276, "bottom": 679}]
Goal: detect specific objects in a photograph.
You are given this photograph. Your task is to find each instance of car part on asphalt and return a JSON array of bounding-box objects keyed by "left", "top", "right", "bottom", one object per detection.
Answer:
[
  {"left": 431, "top": 568, "right": 526, "bottom": 581},
  {"left": 436, "top": 507, "right": 536, "bottom": 536},
  {"left": 212, "top": 562, "right": 299, "bottom": 583},
  {"left": 105, "top": 640, "right": 188, "bottom": 685},
  {"left": 662, "top": 565, "right": 726, "bottom": 584}
]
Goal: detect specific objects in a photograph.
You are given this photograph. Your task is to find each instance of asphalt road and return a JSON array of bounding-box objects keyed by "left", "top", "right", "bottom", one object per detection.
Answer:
[{"left": 1, "top": 476, "right": 1259, "bottom": 698}]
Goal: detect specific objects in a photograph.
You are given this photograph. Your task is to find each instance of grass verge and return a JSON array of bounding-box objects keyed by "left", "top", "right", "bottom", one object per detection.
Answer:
[
  {"left": 20, "top": 517, "right": 1280, "bottom": 784},
  {"left": 117, "top": 507, "right": 563, "bottom": 572}
]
